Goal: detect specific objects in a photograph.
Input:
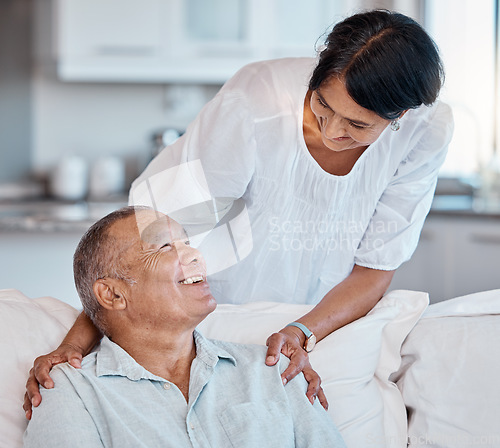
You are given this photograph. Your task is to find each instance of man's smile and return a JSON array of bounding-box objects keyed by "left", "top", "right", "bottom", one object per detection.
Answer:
[{"left": 178, "top": 275, "right": 205, "bottom": 285}]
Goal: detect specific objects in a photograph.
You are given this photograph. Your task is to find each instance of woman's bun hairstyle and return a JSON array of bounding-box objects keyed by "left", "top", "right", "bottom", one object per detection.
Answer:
[{"left": 309, "top": 9, "right": 444, "bottom": 120}]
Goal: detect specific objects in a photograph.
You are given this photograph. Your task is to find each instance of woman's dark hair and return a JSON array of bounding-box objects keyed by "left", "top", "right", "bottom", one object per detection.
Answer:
[{"left": 309, "top": 10, "right": 444, "bottom": 120}]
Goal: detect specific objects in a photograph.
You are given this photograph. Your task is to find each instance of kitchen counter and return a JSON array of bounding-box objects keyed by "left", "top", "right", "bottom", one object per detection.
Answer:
[
  {"left": 0, "top": 197, "right": 128, "bottom": 233},
  {"left": 429, "top": 195, "right": 500, "bottom": 219},
  {"left": 1, "top": 194, "right": 500, "bottom": 234}
]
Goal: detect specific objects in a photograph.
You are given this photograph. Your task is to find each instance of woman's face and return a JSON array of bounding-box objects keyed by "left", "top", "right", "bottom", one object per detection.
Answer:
[{"left": 309, "top": 76, "right": 391, "bottom": 152}]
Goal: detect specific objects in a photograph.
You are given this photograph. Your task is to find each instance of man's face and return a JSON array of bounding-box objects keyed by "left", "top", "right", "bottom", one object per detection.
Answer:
[{"left": 113, "top": 210, "right": 216, "bottom": 329}]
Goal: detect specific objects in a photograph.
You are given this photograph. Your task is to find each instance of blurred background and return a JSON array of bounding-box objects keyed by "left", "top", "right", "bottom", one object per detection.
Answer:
[{"left": 1, "top": 0, "right": 499, "bottom": 307}]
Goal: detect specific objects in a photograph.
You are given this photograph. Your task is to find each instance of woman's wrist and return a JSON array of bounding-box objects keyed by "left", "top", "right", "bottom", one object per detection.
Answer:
[
  {"left": 285, "top": 322, "right": 317, "bottom": 352},
  {"left": 282, "top": 325, "right": 305, "bottom": 344},
  {"left": 61, "top": 311, "right": 102, "bottom": 356}
]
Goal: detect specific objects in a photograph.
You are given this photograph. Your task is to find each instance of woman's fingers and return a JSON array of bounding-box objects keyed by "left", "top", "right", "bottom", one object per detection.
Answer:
[
  {"left": 283, "top": 354, "right": 329, "bottom": 410},
  {"left": 23, "top": 345, "right": 84, "bottom": 419},
  {"left": 266, "top": 329, "right": 328, "bottom": 410},
  {"left": 280, "top": 348, "right": 307, "bottom": 385},
  {"left": 317, "top": 387, "right": 329, "bottom": 410},
  {"left": 265, "top": 332, "right": 286, "bottom": 366},
  {"left": 67, "top": 353, "right": 83, "bottom": 369},
  {"left": 303, "top": 365, "right": 329, "bottom": 410},
  {"left": 23, "top": 355, "right": 57, "bottom": 419},
  {"left": 33, "top": 354, "right": 59, "bottom": 389},
  {"left": 23, "top": 392, "right": 33, "bottom": 420},
  {"left": 23, "top": 369, "right": 40, "bottom": 420}
]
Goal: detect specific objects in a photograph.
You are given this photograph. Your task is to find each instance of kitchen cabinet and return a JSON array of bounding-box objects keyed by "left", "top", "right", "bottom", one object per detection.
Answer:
[
  {"left": 390, "top": 214, "right": 500, "bottom": 303},
  {"left": 53, "top": 0, "right": 345, "bottom": 83},
  {"left": 57, "top": 0, "right": 164, "bottom": 69}
]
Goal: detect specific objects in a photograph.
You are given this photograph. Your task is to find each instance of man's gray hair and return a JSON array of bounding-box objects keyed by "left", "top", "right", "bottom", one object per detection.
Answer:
[{"left": 73, "top": 205, "right": 149, "bottom": 334}]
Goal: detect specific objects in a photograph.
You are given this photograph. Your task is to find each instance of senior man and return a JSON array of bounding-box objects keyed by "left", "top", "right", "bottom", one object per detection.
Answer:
[{"left": 23, "top": 206, "right": 345, "bottom": 448}]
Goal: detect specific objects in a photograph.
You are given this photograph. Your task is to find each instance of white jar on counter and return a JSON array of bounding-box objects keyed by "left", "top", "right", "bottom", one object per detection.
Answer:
[
  {"left": 50, "top": 155, "right": 89, "bottom": 201},
  {"left": 89, "top": 156, "right": 126, "bottom": 199}
]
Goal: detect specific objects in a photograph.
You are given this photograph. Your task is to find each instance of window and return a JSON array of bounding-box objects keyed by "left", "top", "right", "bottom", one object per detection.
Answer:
[{"left": 424, "top": 0, "right": 497, "bottom": 177}]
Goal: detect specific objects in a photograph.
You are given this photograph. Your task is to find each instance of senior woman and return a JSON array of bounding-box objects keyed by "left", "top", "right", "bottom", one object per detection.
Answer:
[{"left": 24, "top": 9, "right": 453, "bottom": 416}]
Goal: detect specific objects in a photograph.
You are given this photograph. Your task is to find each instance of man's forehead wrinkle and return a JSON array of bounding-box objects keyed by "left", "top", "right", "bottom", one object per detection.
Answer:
[
  {"left": 140, "top": 216, "right": 174, "bottom": 245},
  {"left": 131, "top": 210, "right": 188, "bottom": 246}
]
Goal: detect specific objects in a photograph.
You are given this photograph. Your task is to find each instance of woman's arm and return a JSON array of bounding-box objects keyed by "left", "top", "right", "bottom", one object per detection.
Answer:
[
  {"left": 295, "top": 264, "right": 395, "bottom": 341},
  {"left": 23, "top": 311, "right": 102, "bottom": 419},
  {"left": 265, "top": 264, "right": 395, "bottom": 407}
]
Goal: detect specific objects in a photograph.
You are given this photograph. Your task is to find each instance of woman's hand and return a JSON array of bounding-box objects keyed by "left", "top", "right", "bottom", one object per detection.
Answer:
[
  {"left": 23, "top": 343, "right": 84, "bottom": 420},
  {"left": 265, "top": 327, "right": 328, "bottom": 410}
]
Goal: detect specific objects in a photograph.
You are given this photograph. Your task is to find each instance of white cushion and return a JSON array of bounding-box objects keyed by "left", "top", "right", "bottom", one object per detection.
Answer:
[
  {"left": 199, "top": 289, "right": 428, "bottom": 448},
  {"left": 0, "top": 289, "right": 79, "bottom": 448},
  {"left": 394, "top": 289, "right": 500, "bottom": 447}
]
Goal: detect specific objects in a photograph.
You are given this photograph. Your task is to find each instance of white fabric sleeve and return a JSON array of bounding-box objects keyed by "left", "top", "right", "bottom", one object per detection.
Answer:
[
  {"left": 129, "top": 87, "right": 256, "bottom": 232},
  {"left": 354, "top": 102, "right": 454, "bottom": 270}
]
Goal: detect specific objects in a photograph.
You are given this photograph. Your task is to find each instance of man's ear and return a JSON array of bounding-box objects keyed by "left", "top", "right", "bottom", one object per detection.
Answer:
[{"left": 93, "top": 278, "right": 127, "bottom": 311}]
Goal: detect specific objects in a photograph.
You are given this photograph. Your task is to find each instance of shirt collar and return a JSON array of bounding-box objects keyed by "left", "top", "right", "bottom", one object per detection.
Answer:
[
  {"left": 193, "top": 330, "right": 237, "bottom": 367},
  {"left": 96, "top": 330, "right": 236, "bottom": 381}
]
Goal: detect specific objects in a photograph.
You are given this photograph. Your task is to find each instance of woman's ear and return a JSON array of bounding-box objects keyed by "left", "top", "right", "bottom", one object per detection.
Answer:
[{"left": 93, "top": 278, "right": 127, "bottom": 311}]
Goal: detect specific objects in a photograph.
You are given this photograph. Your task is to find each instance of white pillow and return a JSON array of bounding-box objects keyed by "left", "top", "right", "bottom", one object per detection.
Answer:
[
  {"left": 199, "top": 289, "right": 429, "bottom": 448},
  {"left": 0, "top": 289, "right": 79, "bottom": 448},
  {"left": 394, "top": 289, "right": 500, "bottom": 447}
]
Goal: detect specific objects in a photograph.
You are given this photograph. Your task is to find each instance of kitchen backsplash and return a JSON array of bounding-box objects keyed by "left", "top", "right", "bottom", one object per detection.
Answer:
[{"left": 31, "top": 70, "right": 219, "bottom": 179}]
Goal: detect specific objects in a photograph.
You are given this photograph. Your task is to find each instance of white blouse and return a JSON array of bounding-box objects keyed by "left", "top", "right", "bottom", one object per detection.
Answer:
[{"left": 130, "top": 58, "right": 454, "bottom": 305}]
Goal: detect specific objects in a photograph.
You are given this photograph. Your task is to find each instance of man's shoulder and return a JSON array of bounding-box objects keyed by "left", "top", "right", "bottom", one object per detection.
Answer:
[
  {"left": 209, "top": 338, "right": 267, "bottom": 357},
  {"left": 207, "top": 338, "right": 291, "bottom": 372},
  {"left": 50, "top": 352, "right": 98, "bottom": 382}
]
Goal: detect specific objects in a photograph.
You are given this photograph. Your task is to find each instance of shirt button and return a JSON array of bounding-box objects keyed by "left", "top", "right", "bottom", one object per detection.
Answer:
[
  {"left": 190, "top": 422, "right": 195, "bottom": 430},
  {"left": 163, "top": 383, "right": 171, "bottom": 390}
]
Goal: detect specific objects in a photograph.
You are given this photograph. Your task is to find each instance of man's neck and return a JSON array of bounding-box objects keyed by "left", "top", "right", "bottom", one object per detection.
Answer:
[{"left": 110, "top": 328, "right": 196, "bottom": 401}]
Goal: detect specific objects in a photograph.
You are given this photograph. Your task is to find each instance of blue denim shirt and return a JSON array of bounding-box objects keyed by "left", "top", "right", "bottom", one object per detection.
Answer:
[{"left": 24, "top": 331, "right": 345, "bottom": 448}]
